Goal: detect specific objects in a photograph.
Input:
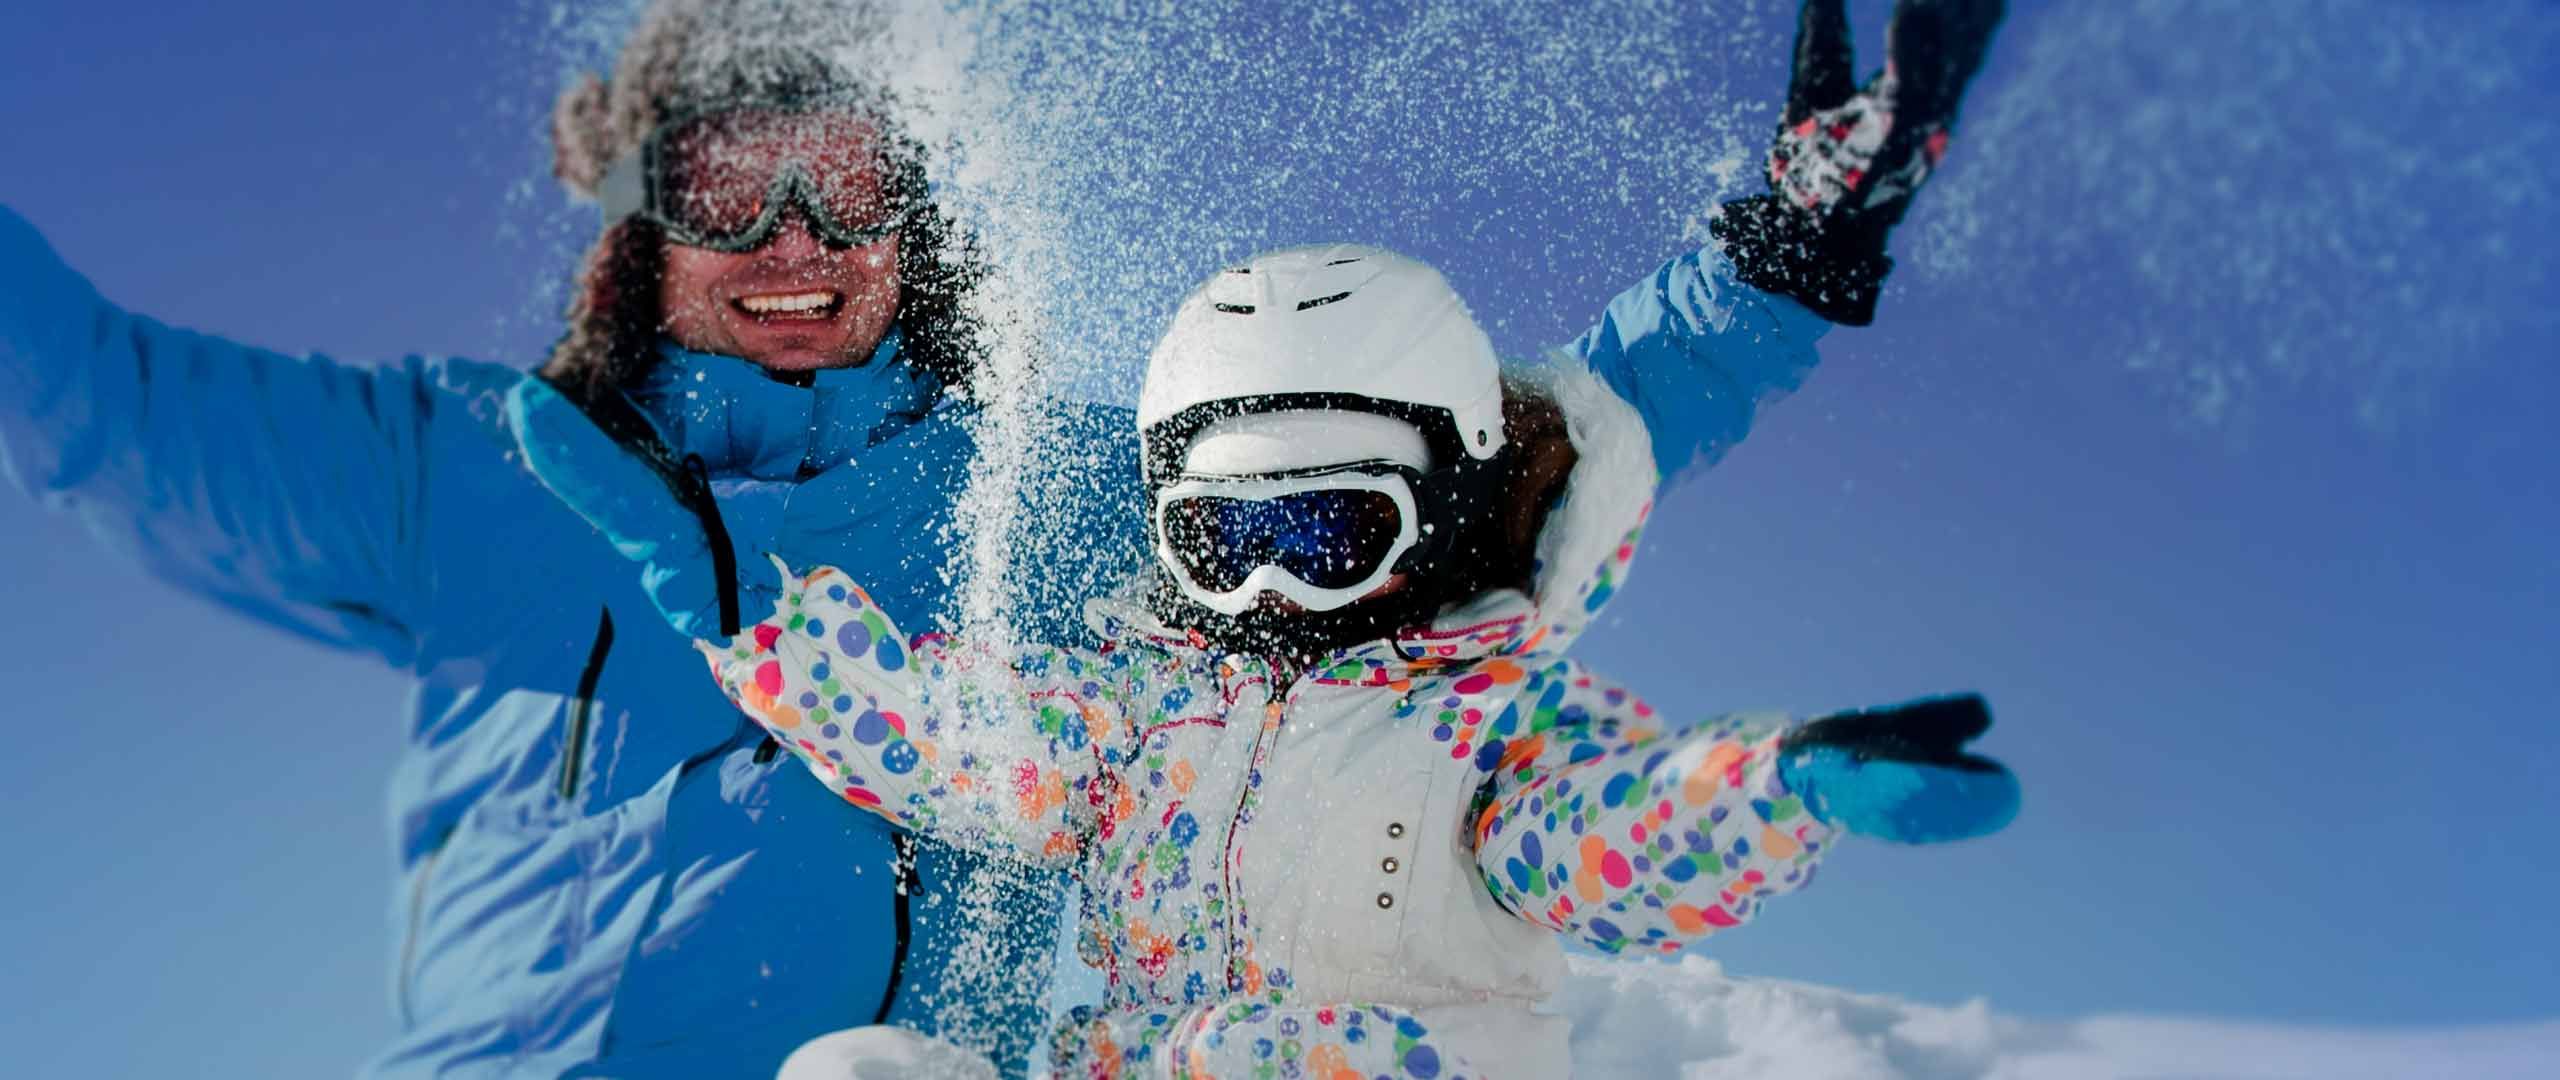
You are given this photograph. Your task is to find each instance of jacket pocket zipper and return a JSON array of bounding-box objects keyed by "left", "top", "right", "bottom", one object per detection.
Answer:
[
  {"left": 395, "top": 844, "right": 444, "bottom": 1028},
  {"left": 558, "top": 607, "right": 617, "bottom": 801},
  {"left": 871, "top": 831, "right": 918, "bottom": 1023}
]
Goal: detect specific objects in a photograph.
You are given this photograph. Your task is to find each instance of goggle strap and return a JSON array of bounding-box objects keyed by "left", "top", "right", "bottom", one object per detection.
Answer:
[{"left": 597, "top": 147, "right": 650, "bottom": 225}]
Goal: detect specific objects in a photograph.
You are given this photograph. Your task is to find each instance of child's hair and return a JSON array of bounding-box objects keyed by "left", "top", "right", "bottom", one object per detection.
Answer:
[{"left": 1483, "top": 376, "right": 1580, "bottom": 596}]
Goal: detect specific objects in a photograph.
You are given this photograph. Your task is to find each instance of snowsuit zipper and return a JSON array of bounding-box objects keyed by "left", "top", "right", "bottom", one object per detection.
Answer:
[
  {"left": 556, "top": 607, "right": 616, "bottom": 801},
  {"left": 1219, "top": 676, "right": 1288, "bottom": 994}
]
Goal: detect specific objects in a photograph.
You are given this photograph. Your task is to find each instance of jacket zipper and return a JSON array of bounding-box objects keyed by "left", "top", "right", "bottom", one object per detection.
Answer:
[
  {"left": 679, "top": 454, "right": 742, "bottom": 638},
  {"left": 871, "top": 831, "right": 918, "bottom": 1023},
  {"left": 1221, "top": 693, "right": 1287, "bottom": 994},
  {"left": 529, "top": 374, "right": 742, "bottom": 638},
  {"left": 557, "top": 607, "right": 616, "bottom": 801}
]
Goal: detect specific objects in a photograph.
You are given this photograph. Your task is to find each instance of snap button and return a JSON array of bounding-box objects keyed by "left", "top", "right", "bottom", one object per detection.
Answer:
[
  {"left": 1381, "top": 857, "right": 1400, "bottom": 874},
  {"left": 1376, "top": 892, "right": 1395, "bottom": 910},
  {"left": 1386, "top": 822, "right": 1405, "bottom": 839}
]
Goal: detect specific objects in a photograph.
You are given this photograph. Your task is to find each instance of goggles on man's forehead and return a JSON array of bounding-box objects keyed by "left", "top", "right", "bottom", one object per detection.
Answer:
[
  {"left": 1153, "top": 463, "right": 1424, "bottom": 616},
  {"left": 597, "top": 101, "right": 922, "bottom": 253}
]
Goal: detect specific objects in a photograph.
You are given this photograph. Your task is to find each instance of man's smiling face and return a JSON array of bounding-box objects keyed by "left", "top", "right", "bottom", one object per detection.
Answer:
[{"left": 655, "top": 113, "right": 905, "bottom": 372}]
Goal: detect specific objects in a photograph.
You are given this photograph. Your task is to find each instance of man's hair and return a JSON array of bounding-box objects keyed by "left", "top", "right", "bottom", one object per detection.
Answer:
[{"left": 538, "top": 0, "right": 987, "bottom": 401}]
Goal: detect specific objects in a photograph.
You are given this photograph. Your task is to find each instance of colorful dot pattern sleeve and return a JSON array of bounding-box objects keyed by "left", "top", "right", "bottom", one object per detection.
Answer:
[
  {"left": 1467, "top": 663, "right": 1835, "bottom": 955},
  {"left": 702, "top": 559, "right": 1132, "bottom": 867},
  {"left": 1061, "top": 1001, "right": 1479, "bottom": 1080}
]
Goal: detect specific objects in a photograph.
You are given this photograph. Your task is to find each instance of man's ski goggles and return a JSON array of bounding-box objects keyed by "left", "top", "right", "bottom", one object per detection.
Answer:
[
  {"left": 598, "top": 103, "right": 920, "bottom": 253},
  {"left": 1153, "top": 464, "right": 1422, "bottom": 616}
]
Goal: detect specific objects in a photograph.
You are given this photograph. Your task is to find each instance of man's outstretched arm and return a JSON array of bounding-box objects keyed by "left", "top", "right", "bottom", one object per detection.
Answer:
[{"left": 0, "top": 205, "right": 445, "bottom": 663}]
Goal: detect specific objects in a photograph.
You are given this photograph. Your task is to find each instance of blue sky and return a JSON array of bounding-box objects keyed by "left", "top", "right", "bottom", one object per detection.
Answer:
[{"left": 2, "top": 1, "right": 2554, "bottom": 1076}]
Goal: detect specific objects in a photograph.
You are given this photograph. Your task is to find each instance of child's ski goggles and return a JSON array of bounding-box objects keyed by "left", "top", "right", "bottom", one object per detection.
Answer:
[
  {"left": 597, "top": 101, "right": 921, "bottom": 253},
  {"left": 1153, "top": 464, "right": 1422, "bottom": 615}
]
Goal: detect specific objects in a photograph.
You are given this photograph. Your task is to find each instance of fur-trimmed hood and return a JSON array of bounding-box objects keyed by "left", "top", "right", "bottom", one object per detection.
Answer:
[{"left": 551, "top": 0, "right": 899, "bottom": 201}]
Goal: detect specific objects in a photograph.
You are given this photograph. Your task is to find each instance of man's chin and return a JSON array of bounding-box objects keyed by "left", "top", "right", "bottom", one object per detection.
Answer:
[
  {"left": 743, "top": 346, "right": 865, "bottom": 373},
  {"left": 715, "top": 311, "right": 897, "bottom": 373},
  {"left": 721, "top": 324, "right": 871, "bottom": 372}
]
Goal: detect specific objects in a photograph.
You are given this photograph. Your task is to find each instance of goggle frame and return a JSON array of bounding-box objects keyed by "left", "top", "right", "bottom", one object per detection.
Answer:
[{"left": 1151, "top": 462, "right": 1426, "bottom": 616}]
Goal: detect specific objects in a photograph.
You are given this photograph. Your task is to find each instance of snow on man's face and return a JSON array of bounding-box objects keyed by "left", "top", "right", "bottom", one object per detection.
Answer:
[{"left": 656, "top": 112, "right": 903, "bottom": 373}]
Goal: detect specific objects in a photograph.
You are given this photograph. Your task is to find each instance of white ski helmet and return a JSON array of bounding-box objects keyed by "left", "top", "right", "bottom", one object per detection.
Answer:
[
  {"left": 1136, "top": 244, "right": 1523, "bottom": 647},
  {"left": 1137, "top": 243, "right": 1508, "bottom": 482}
]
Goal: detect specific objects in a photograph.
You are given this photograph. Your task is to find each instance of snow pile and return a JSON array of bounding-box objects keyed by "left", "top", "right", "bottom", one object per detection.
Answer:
[{"left": 1556, "top": 954, "right": 2560, "bottom": 1079}]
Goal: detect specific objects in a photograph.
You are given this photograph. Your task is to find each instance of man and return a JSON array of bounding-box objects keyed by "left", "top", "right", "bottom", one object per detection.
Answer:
[{"left": 1, "top": 2, "right": 1141, "bottom": 1075}]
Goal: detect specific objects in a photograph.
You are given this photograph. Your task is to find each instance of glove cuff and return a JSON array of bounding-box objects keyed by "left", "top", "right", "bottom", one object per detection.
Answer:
[{"left": 1708, "top": 195, "right": 1893, "bottom": 327}]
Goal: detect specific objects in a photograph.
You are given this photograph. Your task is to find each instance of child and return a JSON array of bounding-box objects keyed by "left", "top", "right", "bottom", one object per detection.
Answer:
[{"left": 716, "top": 239, "right": 2017, "bottom": 1079}]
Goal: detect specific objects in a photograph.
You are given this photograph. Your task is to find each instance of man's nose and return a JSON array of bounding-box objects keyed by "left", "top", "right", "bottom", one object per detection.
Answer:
[{"left": 757, "top": 209, "right": 826, "bottom": 260}]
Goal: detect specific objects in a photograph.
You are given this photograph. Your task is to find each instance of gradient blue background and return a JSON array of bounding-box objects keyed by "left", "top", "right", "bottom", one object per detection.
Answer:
[{"left": 2, "top": 1, "right": 2553, "bottom": 1076}]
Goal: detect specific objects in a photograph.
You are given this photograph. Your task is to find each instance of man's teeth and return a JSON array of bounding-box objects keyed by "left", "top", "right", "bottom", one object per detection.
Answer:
[{"left": 737, "top": 291, "right": 838, "bottom": 314}]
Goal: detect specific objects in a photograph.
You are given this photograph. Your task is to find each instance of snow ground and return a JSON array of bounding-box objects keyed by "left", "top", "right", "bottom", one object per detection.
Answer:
[{"left": 1556, "top": 955, "right": 2560, "bottom": 1079}]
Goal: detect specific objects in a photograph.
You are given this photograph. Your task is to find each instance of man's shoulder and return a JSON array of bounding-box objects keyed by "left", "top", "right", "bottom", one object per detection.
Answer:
[
  {"left": 379, "top": 354, "right": 597, "bottom": 519},
  {"left": 401, "top": 353, "right": 532, "bottom": 405},
  {"left": 377, "top": 356, "right": 578, "bottom": 462}
]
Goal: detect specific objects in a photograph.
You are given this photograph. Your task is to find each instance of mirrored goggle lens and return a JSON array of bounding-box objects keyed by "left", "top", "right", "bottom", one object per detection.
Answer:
[
  {"left": 656, "top": 110, "right": 903, "bottom": 243},
  {"left": 1161, "top": 487, "right": 1406, "bottom": 595}
]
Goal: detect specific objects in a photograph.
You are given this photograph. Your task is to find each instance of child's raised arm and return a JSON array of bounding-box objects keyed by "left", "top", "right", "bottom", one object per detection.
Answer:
[
  {"left": 702, "top": 558, "right": 1137, "bottom": 867},
  {"left": 1562, "top": 0, "right": 2006, "bottom": 487},
  {"left": 1467, "top": 664, "right": 2016, "bottom": 955}
]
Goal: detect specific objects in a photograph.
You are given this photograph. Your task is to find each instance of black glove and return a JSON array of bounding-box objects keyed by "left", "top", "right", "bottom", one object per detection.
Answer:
[
  {"left": 1776, "top": 693, "right": 2020, "bottom": 844},
  {"left": 1711, "top": 0, "right": 2006, "bottom": 326}
]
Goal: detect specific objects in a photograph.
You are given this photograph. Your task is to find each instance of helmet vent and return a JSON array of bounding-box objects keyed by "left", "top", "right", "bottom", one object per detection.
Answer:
[
  {"left": 1212, "top": 303, "right": 1258, "bottom": 315},
  {"left": 1324, "top": 257, "right": 1364, "bottom": 266},
  {"left": 1295, "top": 290, "right": 1354, "bottom": 311}
]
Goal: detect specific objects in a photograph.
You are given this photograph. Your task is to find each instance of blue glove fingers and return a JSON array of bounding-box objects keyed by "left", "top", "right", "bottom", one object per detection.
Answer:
[
  {"left": 1782, "top": 745, "right": 2020, "bottom": 844},
  {"left": 1781, "top": 693, "right": 1991, "bottom": 761}
]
